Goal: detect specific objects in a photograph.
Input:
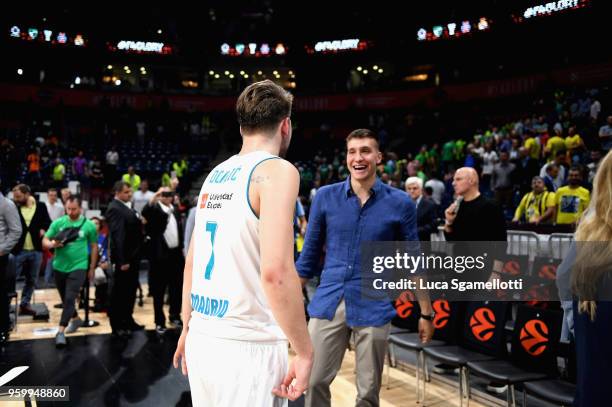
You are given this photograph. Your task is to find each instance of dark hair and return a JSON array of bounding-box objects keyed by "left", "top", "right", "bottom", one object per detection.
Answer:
[
  {"left": 113, "top": 180, "right": 132, "bottom": 194},
  {"left": 47, "top": 187, "right": 58, "bottom": 193},
  {"left": 346, "top": 128, "right": 379, "bottom": 147},
  {"left": 12, "top": 184, "right": 31, "bottom": 195},
  {"left": 569, "top": 164, "right": 584, "bottom": 175},
  {"left": 236, "top": 80, "right": 293, "bottom": 134},
  {"left": 65, "top": 194, "right": 82, "bottom": 206}
]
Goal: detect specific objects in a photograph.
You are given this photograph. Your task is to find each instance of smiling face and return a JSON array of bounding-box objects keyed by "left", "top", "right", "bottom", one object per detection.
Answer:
[{"left": 346, "top": 136, "right": 381, "bottom": 183}]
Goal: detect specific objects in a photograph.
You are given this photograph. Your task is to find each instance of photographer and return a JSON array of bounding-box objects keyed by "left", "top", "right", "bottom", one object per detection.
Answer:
[{"left": 43, "top": 195, "right": 98, "bottom": 348}]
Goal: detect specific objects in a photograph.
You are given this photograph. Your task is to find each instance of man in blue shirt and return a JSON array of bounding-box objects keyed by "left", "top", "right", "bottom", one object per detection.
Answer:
[{"left": 297, "top": 129, "right": 434, "bottom": 407}]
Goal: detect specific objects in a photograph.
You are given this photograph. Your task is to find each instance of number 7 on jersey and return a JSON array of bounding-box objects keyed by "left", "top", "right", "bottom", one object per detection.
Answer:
[{"left": 205, "top": 221, "right": 218, "bottom": 280}]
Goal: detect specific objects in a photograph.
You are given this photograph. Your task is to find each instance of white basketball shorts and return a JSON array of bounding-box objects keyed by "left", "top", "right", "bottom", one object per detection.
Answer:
[{"left": 185, "top": 331, "right": 288, "bottom": 407}]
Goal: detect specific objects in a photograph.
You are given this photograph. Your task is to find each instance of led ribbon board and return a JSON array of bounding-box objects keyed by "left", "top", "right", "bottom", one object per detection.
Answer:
[
  {"left": 111, "top": 40, "right": 173, "bottom": 54},
  {"left": 9, "top": 26, "right": 85, "bottom": 46},
  {"left": 220, "top": 43, "right": 286, "bottom": 57},
  {"left": 305, "top": 39, "right": 370, "bottom": 54},
  {"left": 417, "top": 17, "right": 491, "bottom": 41}
]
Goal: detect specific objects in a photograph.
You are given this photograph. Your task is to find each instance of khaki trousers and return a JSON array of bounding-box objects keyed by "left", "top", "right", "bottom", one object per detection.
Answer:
[{"left": 305, "top": 300, "right": 390, "bottom": 407}]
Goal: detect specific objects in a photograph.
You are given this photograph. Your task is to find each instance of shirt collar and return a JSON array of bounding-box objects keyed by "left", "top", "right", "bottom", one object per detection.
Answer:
[
  {"left": 116, "top": 198, "right": 132, "bottom": 209},
  {"left": 344, "top": 176, "right": 383, "bottom": 199},
  {"left": 159, "top": 201, "right": 173, "bottom": 213}
]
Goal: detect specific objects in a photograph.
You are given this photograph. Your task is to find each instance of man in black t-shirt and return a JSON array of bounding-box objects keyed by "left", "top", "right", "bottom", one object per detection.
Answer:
[
  {"left": 444, "top": 167, "right": 506, "bottom": 242},
  {"left": 442, "top": 167, "right": 509, "bottom": 392}
]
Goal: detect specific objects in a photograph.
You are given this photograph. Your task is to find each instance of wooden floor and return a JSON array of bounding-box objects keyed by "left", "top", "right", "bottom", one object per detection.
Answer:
[{"left": 9, "top": 286, "right": 486, "bottom": 407}]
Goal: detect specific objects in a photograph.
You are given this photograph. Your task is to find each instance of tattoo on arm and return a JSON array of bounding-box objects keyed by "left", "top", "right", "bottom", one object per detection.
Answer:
[{"left": 250, "top": 175, "right": 271, "bottom": 184}]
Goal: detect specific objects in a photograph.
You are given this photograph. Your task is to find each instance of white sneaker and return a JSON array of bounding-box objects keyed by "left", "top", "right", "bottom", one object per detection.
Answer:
[
  {"left": 65, "top": 318, "right": 83, "bottom": 334},
  {"left": 486, "top": 382, "right": 508, "bottom": 394}
]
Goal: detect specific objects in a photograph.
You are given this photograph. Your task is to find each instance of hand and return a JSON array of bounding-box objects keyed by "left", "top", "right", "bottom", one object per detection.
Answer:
[
  {"left": 100, "top": 262, "right": 109, "bottom": 270},
  {"left": 52, "top": 240, "right": 64, "bottom": 249},
  {"left": 120, "top": 264, "right": 130, "bottom": 271},
  {"left": 418, "top": 318, "right": 435, "bottom": 344},
  {"left": 444, "top": 203, "right": 458, "bottom": 225},
  {"left": 272, "top": 353, "right": 313, "bottom": 401},
  {"left": 173, "top": 331, "right": 188, "bottom": 376}
]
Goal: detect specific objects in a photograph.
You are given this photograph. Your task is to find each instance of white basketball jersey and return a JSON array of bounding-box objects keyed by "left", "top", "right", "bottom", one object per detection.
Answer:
[{"left": 189, "top": 151, "right": 287, "bottom": 342}]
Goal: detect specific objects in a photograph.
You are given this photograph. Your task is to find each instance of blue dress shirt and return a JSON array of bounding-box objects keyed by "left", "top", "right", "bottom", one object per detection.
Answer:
[{"left": 296, "top": 177, "right": 418, "bottom": 327}]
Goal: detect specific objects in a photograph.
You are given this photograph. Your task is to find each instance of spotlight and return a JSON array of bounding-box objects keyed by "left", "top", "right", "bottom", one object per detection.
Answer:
[
  {"left": 114, "top": 79, "right": 121, "bottom": 86},
  {"left": 107, "top": 65, "right": 113, "bottom": 70},
  {"left": 357, "top": 66, "right": 362, "bottom": 71},
  {"left": 17, "top": 68, "right": 23, "bottom": 75}
]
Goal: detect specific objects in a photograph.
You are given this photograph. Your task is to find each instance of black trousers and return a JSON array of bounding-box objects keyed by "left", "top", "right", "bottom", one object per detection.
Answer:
[
  {"left": 109, "top": 260, "right": 139, "bottom": 331},
  {"left": 0, "top": 255, "right": 9, "bottom": 332},
  {"left": 54, "top": 269, "right": 86, "bottom": 327},
  {"left": 150, "top": 248, "right": 184, "bottom": 326}
]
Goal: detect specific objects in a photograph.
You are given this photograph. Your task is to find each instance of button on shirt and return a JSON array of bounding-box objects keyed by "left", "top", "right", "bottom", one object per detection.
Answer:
[{"left": 296, "top": 177, "right": 418, "bottom": 327}]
